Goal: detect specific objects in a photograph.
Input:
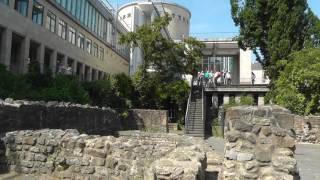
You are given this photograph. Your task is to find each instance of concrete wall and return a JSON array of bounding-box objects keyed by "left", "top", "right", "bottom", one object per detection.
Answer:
[
  {"left": 122, "top": 109, "right": 169, "bottom": 133},
  {"left": 0, "top": 129, "right": 213, "bottom": 179},
  {"left": 239, "top": 49, "right": 252, "bottom": 84},
  {"left": 0, "top": 0, "right": 129, "bottom": 75},
  {"left": 223, "top": 106, "right": 299, "bottom": 180},
  {"left": 0, "top": 99, "right": 121, "bottom": 136}
]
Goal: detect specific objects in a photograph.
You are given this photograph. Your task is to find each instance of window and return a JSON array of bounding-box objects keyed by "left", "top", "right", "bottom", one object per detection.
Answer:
[
  {"left": 46, "top": 11, "right": 56, "bottom": 33},
  {"left": 93, "top": 43, "right": 98, "bottom": 57},
  {"left": 15, "top": 0, "right": 28, "bottom": 17},
  {"left": 99, "top": 47, "right": 104, "bottom": 60},
  {"left": 71, "top": 0, "right": 76, "bottom": 16},
  {"left": 58, "top": 19, "right": 67, "bottom": 40},
  {"left": 77, "top": 33, "right": 85, "bottom": 50},
  {"left": 178, "top": 15, "right": 181, "bottom": 21},
  {"left": 86, "top": 38, "right": 92, "bottom": 54},
  {"left": 172, "top": 13, "right": 175, "bottom": 18},
  {"left": 0, "top": 0, "right": 9, "bottom": 5},
  {"left": 127, "top": 13, "right": 131, "bottom": 18},
  {"left": 32, "top": 0, "right": 44, "bottom": 25},
  {"left": 123, "top": 15, "right": 126, "bottom": 19},
  {"left": 68, "top": 26, "right": 76, "bottom": 45}
]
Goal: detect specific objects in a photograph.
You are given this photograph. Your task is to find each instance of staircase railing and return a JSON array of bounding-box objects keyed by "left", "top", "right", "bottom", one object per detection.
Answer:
[{"left": 184, "top": 87, "right": 192, "bottom": 134}]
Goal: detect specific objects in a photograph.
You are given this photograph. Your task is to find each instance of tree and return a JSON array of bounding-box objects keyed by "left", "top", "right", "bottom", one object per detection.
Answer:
[
  {"left": 230, "top": 0, "right": 318, "bottom": 80},
  {"left": 271, "top": 48, "right": 320, "bottom": 115}
]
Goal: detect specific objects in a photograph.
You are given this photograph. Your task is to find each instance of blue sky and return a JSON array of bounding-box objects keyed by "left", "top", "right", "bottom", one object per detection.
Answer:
[{"left": 110, "top": 0, "right": 320, "bottom": 39}]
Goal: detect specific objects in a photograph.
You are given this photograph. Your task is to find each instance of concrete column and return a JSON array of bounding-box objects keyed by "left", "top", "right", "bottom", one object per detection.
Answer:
[
  {"left": 42, "top": 5, "right": 48, "bottom": 28},
  {"left": 87, "top": 67, "right": 92, "bottom": 81},
  {"left": 50, "top": 50, "right": 57, "bottom": 77},
  {"left": 235, "top": 94, "right": 241, "bottom": 103},
  {"left": 80, "top": 64, "right": 85, "bottom": 81},
  {"left": 212, "top": 93, "right": 218, "bottom": 109},
  {"left": 258, "top": 94, "right": 265, "bottom": 106},
  {"left": 9, "top": 0, "right": 15, "bottom": 9},
  {"left": 21, "top": 36, "right": 30, "bottom": 74},
  {"left": 27, "top": 0, "right": 33, "bottom": 19},
  {"left": 223, "top": 94, "right": 230, "bottom": 105},
  {"left": 37, "top": 44, "right": 45, "bottom": 73},
  {"left": 71, "top": 60, "right": 77, "bottom": 76},
  {"left": 0, "top": 28, "right": 12, "bottom": 70}
]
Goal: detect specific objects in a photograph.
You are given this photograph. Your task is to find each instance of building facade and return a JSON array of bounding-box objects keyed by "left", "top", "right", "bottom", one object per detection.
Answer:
[
  {"left": 118, "top": 0, "right": 191, "bottom": 75},
  {"left": 0, "top": 0, "right": 130, "bottom": 80},
  {"left": 201, "top": 39, "right": 253, "bottom": 84}
]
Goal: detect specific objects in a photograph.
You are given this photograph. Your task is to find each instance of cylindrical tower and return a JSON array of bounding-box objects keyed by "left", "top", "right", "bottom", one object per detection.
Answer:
[{"left": 118, "top": 1, "right": 191, "bottom": 41}]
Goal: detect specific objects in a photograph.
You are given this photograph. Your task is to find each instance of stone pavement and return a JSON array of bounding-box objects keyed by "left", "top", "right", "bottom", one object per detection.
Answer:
[
  {"left": 206, "top": 137, "right": 320, "bottom": 180},
  {"left": 295, "top": 143, "right": 320, "bottom": 180}
]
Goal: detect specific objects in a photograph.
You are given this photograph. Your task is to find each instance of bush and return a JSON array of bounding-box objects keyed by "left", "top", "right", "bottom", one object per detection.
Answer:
[
  {"left": 271, "top": 48, "right": 320, "bottom": 115},
  {"left": 224, "top": 95, "right": 255, "bottom": 109}
]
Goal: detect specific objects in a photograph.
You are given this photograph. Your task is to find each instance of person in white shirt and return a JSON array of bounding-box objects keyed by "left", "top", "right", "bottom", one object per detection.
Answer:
[{"left": 226, "top": 71, "right": 232, "bottom": 85}]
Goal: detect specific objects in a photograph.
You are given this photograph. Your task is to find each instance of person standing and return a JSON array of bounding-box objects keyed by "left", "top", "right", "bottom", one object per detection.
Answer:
[
  {"left": 251, "top": 72, "right": 256, "bottom": 85},
  {"left": 226, "top": 71, "right": 232, "bottom": 85}
]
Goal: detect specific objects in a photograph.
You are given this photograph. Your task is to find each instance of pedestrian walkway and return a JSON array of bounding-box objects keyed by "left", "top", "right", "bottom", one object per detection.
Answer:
[{"left": 295, "top": 143, "right": 320, "bottom": 180}]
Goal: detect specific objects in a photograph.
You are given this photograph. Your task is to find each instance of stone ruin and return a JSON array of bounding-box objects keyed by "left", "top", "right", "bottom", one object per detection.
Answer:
[
  {"left": 0, "top": 129, "right": 222, "bottom": 180},
  {"left": 223, "top": 106, "right": 299, "bottom": 180}
]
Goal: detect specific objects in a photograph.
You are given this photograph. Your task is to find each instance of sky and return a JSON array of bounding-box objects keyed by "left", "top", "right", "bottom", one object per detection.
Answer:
[{"left": 109, "top": 0, "right": 320, "bottom": 39}]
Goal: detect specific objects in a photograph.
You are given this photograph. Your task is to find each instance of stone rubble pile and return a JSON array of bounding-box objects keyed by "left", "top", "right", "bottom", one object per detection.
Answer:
[
  {"left": 223, "top": 106, "right": 299, "bottom": 180},
  {"left": 0, "top": 129, "right": 217, "bottom": 180}
]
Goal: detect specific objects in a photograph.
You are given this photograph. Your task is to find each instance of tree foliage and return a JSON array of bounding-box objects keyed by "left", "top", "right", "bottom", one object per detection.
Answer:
[
  {"left": 270, "top": 48, "right": 320, "bottom": 115},
  {"left": 230, "top": 0, "right": 319, "bottom": 80}
]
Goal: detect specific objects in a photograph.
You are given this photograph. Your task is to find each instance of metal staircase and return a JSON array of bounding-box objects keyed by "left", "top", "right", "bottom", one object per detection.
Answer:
[{"left": 185, "top": 84, "right": 205, "bottom": 138}]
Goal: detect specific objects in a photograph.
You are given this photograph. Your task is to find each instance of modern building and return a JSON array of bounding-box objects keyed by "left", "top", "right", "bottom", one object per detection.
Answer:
[
  {"left": 0, "top": 0, "right": 130, "bottom": 80},
  {"left": 118, "top": 0, "right": 191, "bottom": 75},
  {"left": 252, "top": 62, "right": 270, "bottom": 84},
  {"left": 201, "top": 39, "right": 253, "bottom": 84}
]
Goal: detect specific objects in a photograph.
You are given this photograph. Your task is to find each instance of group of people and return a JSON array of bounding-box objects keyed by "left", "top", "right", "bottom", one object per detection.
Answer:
[{"left": 197, "top": 70, "right": 232, "bottom": 88}]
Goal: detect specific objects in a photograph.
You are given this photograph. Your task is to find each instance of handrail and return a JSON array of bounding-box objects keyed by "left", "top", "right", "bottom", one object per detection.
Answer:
[
  {"left": 184, "top": 78, "right": 193, "bottom": 134},
  {"left": 201, "top": 83, "right": 204, "bottom": 137}
]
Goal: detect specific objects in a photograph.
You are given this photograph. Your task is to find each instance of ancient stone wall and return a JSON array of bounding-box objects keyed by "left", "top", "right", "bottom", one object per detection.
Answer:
[
  {"left": 122, "top": 109, "right": 169, "bottom": 133},
  {"left": 294, "top": 115, "right": 320, "bottom": 143},
  {"left": 223, "top": 106, "right": 299, "bottom": 180},
  {"left": 0, "top": 99, "right": 121, "bottom": 136},
  {"left": 0, "top": 129, "right": 213, "bottom": 179}
]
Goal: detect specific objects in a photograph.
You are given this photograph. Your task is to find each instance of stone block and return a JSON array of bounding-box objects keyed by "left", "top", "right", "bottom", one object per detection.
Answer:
[
  {"left": 85, "top": 148, "right": 106, "bottom": 158},
  {"left": 90, "top": 157, "right": 105, "bottom": 166},
  {"left": 255, "top": 145, "right": 273, "bottom": 162},
  {"left": 225, "top": 130, "right": 242, "bottom": 142},
  {"left": 34, "top": 154, "right": 47, "bottom": 162},
  {"left": 23, "top": 137, "right": 36, "bottom": 145},
  {"left": 81, "top": 166, "right": 95, "bottom": 174},
  {"left": 237, "top": 152, "right": 254, "bottom": 161},
  {"left": 234, "top": 120, "right": 253, "bottom": 132}
]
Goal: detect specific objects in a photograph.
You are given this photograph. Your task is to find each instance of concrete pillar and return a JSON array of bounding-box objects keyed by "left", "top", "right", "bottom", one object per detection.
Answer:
[
  {"left": 80, "top": 64, "right": 85, "bottom": 81},
  {"left": 42, "top": 5, "right": 48, "bottom": 27},
  {"left": 258, "top": 94, "right": 265, "bottom": 106},
  {"left": 27, "top": 0, "right": 33, "bottom": 19},
  {"left": 21, "top": 36, "right": 30, "bottom": 74},
  {"left": 50, "top": 50, "right": 57, "bottom": 77},
  {"left": 212, "top": 93, "right": 218, "bottom": 109},
  {"left": 235, "top": 94, "right": 241, "bottom": 103},
  {"left": 71, "top": 60, "right": 77, "bottom": 76},
  {"left": 223, "top": 94, "right": 230, "bottom": 105},
  {"left": 87, "top": 67, "right": 92, "bottom": 81},
  {"left": 0, "top": 28, "right": 12, "bottom": 70},
  {"left": 37, "top": 44, "right": 45, "bottom": 73},
  {"left": 8, "top": 0, "right": 15, "bottom": 9}
]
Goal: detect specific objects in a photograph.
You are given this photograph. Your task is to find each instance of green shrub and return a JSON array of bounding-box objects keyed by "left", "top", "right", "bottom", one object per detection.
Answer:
[{"left": 271, "top": 48, "right": 320, "bottom": 115}]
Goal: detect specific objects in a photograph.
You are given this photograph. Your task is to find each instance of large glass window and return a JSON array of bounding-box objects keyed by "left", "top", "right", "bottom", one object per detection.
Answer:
[
  {"left": 61, "top": 0, "right": 66, "bottom": 8},
  {"left": 88, "top": 4, "right": 92, "bottom": 30},
  {"left": 80, "top": 0, "right": 86, "bottom": 23},
  {"left": 99, "top": 47, "right": 104, "bottom": 60},
  {"left": 75, "top": 0, "right": 81, "bottom": 19},
  {"left": 68, "top": 26, "right": 76, "bottom": 45},
  {"left": 58, "top": 19, "right": 67, "bottom": 40},
  {"left": 71, "top": 0, "right": 76, "bottom": 16},
  {"left": 15, "top": 0, "right": 29, "bottom": 17},
  {"left": 66, "top": 0, "right": 72, "bottom": 12},
  {"left": 46, "top": 11, "right": 56, "bottom": 33},
  {"left": 93, "top": 43, "right": 98, "bottom": 57},
  {"left": 0, "top": 0, "right": 9, "bottom": 5},
  {"left": 86, "top": 38, "right": 92, "bottom": 54},
  {"left": 32, "top": 0, "right": 44, "bottom": 25},
  {"left": 77, "top": 33, "right": 85, "bottom": 50}
]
